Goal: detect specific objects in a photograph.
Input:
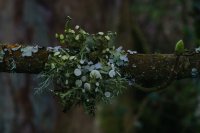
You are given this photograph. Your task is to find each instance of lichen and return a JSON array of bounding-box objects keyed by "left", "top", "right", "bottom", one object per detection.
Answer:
[
  {"left": 21, "top": 45, "right": 39, "bottom": 57},
  {"left": 36, "top": 17, "right": 134, "bottom": 115},
  {"left": 8, "top": 58, "right": 16, "bottom": 71},
  {"left": 11, "top": 45, "right": 21, "bottom": 51},
  {"left": 0, "top": 49, "right": 5, "bottom": 62},
  {"left": 191, "top": 68, "right": 198, "bottom": 78},
  {"left": 46, "top": 46, "right": 62, "bottom": 52},
  {"left": 195, "top": 47, "right": 200, "bottom": 53}
]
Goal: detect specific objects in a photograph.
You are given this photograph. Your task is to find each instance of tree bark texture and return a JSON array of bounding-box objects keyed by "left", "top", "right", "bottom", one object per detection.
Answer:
[{"left": 0, "top": 44, "right": 199, "bottom": 87}]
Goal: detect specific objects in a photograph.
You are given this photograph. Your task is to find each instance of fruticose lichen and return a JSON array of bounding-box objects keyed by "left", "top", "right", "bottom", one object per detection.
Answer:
[
  {"left": 0, "top": 48, "right": 5, "bottom": 62},
  {"left": 8, "top": 58, "right": 16, "bottom": 71},
  {"left": 191, "top": 68, "right": 199, "bottom": 78},
  {"left": 36, "top": 17, "right": 136, "bottom": 115}
]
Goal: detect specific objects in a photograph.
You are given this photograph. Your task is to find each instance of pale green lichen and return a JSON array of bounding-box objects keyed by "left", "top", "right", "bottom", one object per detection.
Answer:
[
  {"left": 21, "top": 46, "right": 39, "bottom": 57},
  {"left": 0, "top": 49, "right": 5, "bottom": 62},
  {"left": 11, "top": 45, "right": 21, "bottom": 51},
  {"left": 191, "top": 68, "right": 198, "bottom": 78},
  {"left": 8, "top": 58, "right": 16, "bottom": 71},
  {"left": 36, "top": 17, "right": 134, "bottom": 115}
]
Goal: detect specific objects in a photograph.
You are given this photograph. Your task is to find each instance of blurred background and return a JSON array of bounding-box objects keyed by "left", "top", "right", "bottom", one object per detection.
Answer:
[{"left": 0, "top": 0, "right": 200, "bottom": 133}]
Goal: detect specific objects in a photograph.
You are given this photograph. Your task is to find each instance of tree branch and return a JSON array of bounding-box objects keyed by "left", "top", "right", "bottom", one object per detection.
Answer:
[{"left": 0, "top": 44, "right": 199, "bottom": 87}]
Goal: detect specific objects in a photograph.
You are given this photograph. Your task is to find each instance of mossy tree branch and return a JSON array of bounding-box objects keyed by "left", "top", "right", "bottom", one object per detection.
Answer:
[{"left": 0, "top": 44, "right": 199, "bottom": 88}]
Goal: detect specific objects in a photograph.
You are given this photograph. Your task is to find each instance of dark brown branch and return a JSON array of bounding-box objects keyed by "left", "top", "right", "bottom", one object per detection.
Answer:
[
  {"left": 0, "top": 44, "right": 199, "bottom": 87},
  {"left": 0, "top": 44, "right": 49, "bottom": 73}
]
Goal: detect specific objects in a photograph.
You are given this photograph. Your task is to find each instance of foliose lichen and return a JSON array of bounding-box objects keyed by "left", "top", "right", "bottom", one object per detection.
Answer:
[
  {"left": 21, "top": 45, "right": 39, "bottom": 57},
  {"left": 8, "top": 58, "right": 16, "bottom": 71}
]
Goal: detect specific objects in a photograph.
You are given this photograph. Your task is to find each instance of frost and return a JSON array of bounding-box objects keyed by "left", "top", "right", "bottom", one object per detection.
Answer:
[{"left": 21, "top": 46, "right": 39, "bottom": 57}]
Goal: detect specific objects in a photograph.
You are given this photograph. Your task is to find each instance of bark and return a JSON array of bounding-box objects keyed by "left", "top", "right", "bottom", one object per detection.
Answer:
[{"left": 0, "top": 44, "right": 199, "bottom": 87}]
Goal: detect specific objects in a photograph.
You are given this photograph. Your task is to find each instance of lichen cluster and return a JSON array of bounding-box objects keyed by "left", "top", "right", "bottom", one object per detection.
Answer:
[
  {"left": 36, "top": 17, "right": 134, "bottom": 115},
  {"left": 0, "top": 48, "right": 5, "bottom": 62}
]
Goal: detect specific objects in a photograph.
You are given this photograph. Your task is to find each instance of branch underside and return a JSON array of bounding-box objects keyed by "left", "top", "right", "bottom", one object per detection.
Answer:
[{"left": 0, "top": 44, "right": 199, "bottom": 88}]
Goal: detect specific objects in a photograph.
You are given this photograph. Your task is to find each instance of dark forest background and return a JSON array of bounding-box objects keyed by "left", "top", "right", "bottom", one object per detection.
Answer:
[{"left": 0, "top": 0, "right": 200, "bottom": 133}]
